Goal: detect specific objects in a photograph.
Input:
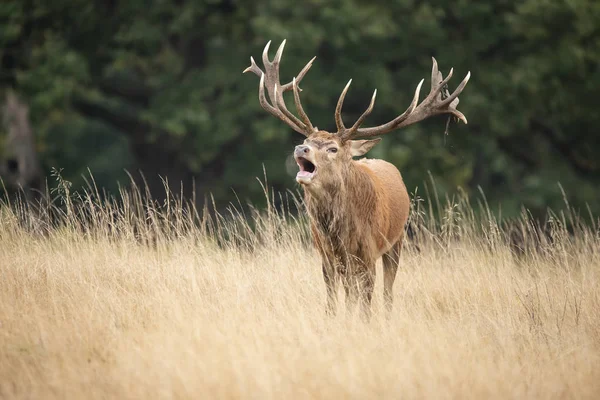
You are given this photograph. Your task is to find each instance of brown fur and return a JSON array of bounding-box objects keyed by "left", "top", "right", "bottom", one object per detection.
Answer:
[{"left": 297, "top": 131, "right": 409, "bottom": 318}]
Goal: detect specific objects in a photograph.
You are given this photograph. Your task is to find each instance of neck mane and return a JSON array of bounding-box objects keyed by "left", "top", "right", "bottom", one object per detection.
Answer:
[{"left": 303, "top": 161, "right": 375, "bottom": 240}]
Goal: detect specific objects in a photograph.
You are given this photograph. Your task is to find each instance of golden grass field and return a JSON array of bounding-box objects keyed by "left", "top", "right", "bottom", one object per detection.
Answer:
[{"left": 1, "top": 179, "right": 599, "bottom": 399}]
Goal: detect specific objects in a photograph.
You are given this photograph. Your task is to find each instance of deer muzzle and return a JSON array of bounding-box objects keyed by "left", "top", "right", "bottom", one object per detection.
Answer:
[{"left": 294, "top": 145, "right": 317, "bottom": 184}]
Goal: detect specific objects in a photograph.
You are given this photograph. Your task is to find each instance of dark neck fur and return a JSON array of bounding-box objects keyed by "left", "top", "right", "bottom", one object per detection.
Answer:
[{"left": 303, "top": 162, "right": 374, "bottom": 241}]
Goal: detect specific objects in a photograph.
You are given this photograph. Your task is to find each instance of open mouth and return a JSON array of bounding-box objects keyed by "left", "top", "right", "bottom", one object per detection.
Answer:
[{"left": 295, "top": 156, "right": 316, "bottom": 182}]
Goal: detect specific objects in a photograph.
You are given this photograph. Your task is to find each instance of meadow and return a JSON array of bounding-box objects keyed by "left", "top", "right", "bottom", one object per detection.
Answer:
[{"left": 1, "top": 178, "right": 599, "bottom": 399}]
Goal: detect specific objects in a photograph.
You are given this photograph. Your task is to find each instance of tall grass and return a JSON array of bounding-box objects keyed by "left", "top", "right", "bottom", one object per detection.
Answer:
[{"left": 1, "top": 173, "right": 599, "bottom": 399}]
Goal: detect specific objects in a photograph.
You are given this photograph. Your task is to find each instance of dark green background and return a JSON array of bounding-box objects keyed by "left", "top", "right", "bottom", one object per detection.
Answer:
[{"left": 2, "top": 0, "right": 599, "bottom": 218}]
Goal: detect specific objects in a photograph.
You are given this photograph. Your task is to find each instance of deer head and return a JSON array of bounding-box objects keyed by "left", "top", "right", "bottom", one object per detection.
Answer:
[{"left": 243, "top": 40, "right": 470, "bottom": 193}]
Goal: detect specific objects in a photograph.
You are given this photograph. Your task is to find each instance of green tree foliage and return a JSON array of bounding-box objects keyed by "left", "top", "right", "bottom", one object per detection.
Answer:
[{"left": 1, "top": 0, "right": 599, "bottom": 217}]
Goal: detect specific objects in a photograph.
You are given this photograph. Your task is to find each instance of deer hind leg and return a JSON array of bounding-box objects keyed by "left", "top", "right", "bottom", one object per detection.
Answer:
[{"left": 383, "top": 238, "right": 403, "bottom": 314}]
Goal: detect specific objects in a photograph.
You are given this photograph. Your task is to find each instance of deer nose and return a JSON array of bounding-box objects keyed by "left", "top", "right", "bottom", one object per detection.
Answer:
[{"left": 295, "top": 145, "right": 310, "bottom": 157}]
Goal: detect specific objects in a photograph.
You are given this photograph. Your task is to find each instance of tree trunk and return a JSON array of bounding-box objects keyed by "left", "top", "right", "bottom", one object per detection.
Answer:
[{"left": 1, "top": 91, "right": 44, "bottom": 200}]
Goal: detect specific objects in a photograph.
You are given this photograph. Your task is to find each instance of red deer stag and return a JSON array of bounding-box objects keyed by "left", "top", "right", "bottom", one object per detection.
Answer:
[{"left": 244, "top": 40, "right": 470, "bottom": 318}]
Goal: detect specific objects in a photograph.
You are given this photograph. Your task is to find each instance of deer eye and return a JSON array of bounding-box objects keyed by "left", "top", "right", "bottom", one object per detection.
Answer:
[{"left": 327, "top": 147, "right": 338, "bottom": 153}]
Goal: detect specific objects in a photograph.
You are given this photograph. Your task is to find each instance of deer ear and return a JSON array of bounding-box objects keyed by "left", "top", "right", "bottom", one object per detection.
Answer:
[{"left": 349, "top": 139, "right": 382, "bottom": 157}]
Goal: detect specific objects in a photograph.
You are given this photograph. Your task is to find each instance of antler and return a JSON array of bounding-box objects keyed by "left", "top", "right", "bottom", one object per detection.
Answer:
[
  {"left": 243, "top": 40, "right": 317, "bottom": 136},
  {"left": 338, "top": 57, "right": 470, "bottom": 140}
]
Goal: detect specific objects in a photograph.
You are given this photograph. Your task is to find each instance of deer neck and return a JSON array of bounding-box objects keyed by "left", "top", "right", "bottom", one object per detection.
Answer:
[{"left": 303, "top": 161, "right": 373, "bottom": 241}]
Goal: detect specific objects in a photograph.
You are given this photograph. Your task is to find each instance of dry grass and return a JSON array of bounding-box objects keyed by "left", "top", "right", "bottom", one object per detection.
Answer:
[{"left": 0, "top": 178, "right": 599, "bottom": 399}]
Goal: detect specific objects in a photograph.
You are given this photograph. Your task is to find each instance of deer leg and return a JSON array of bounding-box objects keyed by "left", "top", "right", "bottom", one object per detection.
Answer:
[
  {"left": 358, "top": 265, "right": 376, "bottom": 322},
  {"left": 383, "top": 239, "right": 403, "bottom": 315},
  {"left": 343, "top": 274, "right": 359, "bottom": 315},
  {"left": 322, "top": 261, "right": 338, "bottom": 316}
]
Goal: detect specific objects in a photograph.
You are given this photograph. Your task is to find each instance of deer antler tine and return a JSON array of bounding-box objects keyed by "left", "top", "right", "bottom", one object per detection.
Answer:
[
  {"left": 428, "top": 68, "right": 454, "bottom": 101},
  {"left": 281, "top": 56, "right": 315, "bottom": 92},
  {"left": 293, "top": 77, "right": 314, "bottom": 132},
  {"left": 262, "top": 40, "right": 272, "bottom": 66},
  {"left": 384, "top": 78, "right": 424, "bottom": 127},
  {"left": 335, "top": 79, "right": 352, "bottom": 132},
  {"left": 452, "top": 108, "right": 468, "bottom": 124},
  {"left": 283, "top": 56, "right": 316, "bottom": 92},
  {"left": 440, "top": 71, "right": 471, "bottom": 107},
  {"left": 431, "top": 57, "right": 439, "bottom": 90},
  {"left": 258, "top": 73, "right": 274, "bottom": 112},
  {"left": 274, "top": 83, "right": 307, "bottom": 130},
  {"left": 243, "top": 56, "right": 263, "bottom": 76},
  {"left": 408, "top": 79, "right": 424, "bottom": 113},
  {"left": 273, "top": 39, "right": 286, "bottom": 66},
  {"left": 443, "top": 68, "right": 454, "bottom": 86},
  {"left": 296, "top": 57, "right": 316, "bottom": 82},
  {"left": 443, "top": 68, "right": 454, "bottom": 85},
  {"left": 346, "top": 89, "right": 377, "bottom": 135}
]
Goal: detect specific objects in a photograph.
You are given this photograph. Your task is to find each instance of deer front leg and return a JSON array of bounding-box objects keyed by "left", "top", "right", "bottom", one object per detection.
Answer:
[
  {"left": 358, "top": 265, "right": 376, "bottom": 322},
  {"left": 322, "top": 261, "right": 338, "bottom": 316},
  {"left": 342, "top": 273, "right": 359, "bottom": 315}
]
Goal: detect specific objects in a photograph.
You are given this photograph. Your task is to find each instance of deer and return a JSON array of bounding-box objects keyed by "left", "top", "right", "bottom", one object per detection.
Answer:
[{"left": 243, "top": 40, "right": 470, "bottom": 319}]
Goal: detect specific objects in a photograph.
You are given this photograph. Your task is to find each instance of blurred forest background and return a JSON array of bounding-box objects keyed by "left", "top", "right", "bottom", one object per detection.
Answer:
[{"left": 1, "top": 0, "right": 599, "bottom": 219}]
